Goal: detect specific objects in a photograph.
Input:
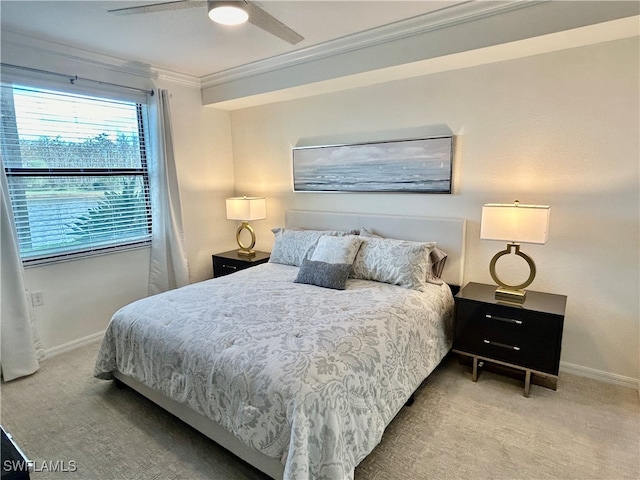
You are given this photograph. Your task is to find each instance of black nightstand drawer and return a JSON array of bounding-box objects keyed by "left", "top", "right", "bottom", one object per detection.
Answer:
[
  {"left": 212, "top": 250, "right": 270, "bottom": 278},
  {"left": 456, "top": 300, "right": 561, "bottom": 339},
  {"left": 455, "top": 321, "right": 559, "bottom": 374},
  {"left": 215, "top": 257, "right": 247, "bottom": 275}
]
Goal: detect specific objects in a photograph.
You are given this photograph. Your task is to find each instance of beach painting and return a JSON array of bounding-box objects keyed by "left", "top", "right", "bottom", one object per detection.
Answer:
[{"left": 293, "top": 136, "right": 453, "bottom": 193}]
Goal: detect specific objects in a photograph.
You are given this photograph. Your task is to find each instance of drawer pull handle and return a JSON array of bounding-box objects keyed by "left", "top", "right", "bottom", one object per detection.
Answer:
[
  {"left": 222, "top": 264, "right": 237, "bottom": 270},
  {"left": 483, "top": 339, "right": 520, "bottom": 351},
  {"left": 485, "top": 314, "right": 523, "bottom": 325}
]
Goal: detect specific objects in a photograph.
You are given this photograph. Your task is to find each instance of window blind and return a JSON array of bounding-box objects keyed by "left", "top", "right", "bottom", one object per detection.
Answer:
[{"left": 1, "top": 84, "right": 152, "bottom": 264}]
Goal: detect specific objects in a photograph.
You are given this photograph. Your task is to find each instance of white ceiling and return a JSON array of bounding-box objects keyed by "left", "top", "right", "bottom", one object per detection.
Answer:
[{"left": 0, "top": 1, "right": 468, "bottom": 78}]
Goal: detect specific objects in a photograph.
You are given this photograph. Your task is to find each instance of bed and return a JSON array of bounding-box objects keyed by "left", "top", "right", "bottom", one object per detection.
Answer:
[{"left": 94, "top": 210, "right": 466, "bottom": 480}]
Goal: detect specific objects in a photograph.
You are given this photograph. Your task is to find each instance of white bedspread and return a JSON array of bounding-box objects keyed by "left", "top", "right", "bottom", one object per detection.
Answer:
[{"left": 94, "top": 262, "right": 454, "bottom": 479}]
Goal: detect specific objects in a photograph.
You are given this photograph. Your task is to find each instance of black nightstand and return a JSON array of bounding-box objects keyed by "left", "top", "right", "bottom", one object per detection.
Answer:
[
  {"left": 452, "top": 282, "right": 567, "bottom": 397},
  {"left": 212, "top": 250, "right": 270, "bottom": 278}
]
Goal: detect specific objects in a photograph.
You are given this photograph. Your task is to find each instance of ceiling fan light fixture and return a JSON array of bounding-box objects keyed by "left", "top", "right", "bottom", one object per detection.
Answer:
[{"left": 208, "top": 1, "right": 249, "bottom": 25}]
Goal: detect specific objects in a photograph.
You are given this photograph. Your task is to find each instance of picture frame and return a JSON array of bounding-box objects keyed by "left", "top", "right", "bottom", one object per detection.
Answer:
[{"left": 292, "top": 135, "right": 453, "bottom": 193}]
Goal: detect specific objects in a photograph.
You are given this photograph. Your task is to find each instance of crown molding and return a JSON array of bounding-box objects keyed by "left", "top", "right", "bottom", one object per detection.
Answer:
[
  {"left": 152, "top": 68, "right": 202, "bottom": 88},
  {"left": 200, "top": 0, "right": 541, "bottom": 89},
  {"left": 1, "top": 31, "right": 153, "bottom": 79},
  {"left": 1, "top": 30, "right": 200, "bottom": 88}
]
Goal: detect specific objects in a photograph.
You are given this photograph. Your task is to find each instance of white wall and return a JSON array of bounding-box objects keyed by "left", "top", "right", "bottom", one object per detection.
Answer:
[
  {"left": 228, "top": 38, "right": 639, "bottom": 384},
  {"left": 22, "top": 249, "right": 150, "bottom": 351},
  {"left": 2, "top": 34, "right": 237, "bottom": 352}
]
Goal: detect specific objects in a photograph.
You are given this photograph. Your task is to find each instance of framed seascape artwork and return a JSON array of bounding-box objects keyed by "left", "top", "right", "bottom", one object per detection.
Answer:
[{"left": 292, "top": 135, "right": 453, "bottom": 193}]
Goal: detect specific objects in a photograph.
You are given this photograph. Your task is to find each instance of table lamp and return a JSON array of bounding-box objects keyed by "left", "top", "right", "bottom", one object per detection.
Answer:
[
  {"left": 480, "top": 200, "right": 550, "bottom": 302},
  {"left": 225, "top": 196, "right": 266, "bottom": 257}
]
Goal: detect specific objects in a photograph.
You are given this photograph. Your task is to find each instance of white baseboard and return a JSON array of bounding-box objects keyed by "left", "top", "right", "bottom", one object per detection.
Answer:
[
  {"left": 44, "top": 331, "right": 105, "bottom": 359},
  {"left": 560, "top": 361, "right": 639, "bottom": 391}
]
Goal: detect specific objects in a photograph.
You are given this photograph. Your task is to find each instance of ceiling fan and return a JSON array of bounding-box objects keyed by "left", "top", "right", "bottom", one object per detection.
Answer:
[{"left": 108, "top": 0, "right": 304, "bottom": 45}]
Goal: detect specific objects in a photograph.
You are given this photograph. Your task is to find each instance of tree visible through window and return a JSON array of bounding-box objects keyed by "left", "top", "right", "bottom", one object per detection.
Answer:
[{"left": 1, "top": 84, "right": 151, "bottom": 263}]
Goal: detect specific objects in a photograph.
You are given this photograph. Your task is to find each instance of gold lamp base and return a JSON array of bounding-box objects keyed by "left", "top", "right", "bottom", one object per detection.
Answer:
[
  {"left": 489, "top": 243, "right": 536, "bottom": 304},
  {"left": 495, "top": 286, "right": 527, "bottom": 303},
  {"left": 236, "top": 221, "right": 256, "bottom": 257}
]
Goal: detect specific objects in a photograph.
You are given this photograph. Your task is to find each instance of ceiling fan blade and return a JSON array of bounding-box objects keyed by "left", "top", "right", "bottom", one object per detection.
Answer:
[
  {"left": 108, "top": 1, "right": 203, "bottom": 16},
  {"left": 245, "top": 2, "right": 304, "bottom": 45}
]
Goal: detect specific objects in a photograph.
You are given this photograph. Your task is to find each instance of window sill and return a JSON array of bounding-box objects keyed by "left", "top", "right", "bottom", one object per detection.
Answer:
[{"left": 23, "top": 241, "right": 151, "bottom": 268}]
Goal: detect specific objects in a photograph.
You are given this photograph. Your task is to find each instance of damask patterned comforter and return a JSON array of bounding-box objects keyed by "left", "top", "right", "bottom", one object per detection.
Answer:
[{"left": 94, "top": 263, "right": 454, "bottom": 480}]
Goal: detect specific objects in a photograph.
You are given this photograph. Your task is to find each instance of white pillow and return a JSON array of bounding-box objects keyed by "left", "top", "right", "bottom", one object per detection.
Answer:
[
  {"left": 351, "top": 236, "right": 436, "bottom": 290},
  {"left": 310, "top": 235, "right": 363, "bottom": 265}
]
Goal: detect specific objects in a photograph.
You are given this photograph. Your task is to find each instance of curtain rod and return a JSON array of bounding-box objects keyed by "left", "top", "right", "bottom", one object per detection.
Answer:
[{"left": 0, "top": 63, "right": 154, "bottom": 97}]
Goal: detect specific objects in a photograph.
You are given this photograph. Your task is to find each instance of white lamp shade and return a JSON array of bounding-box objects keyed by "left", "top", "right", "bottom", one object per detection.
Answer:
[
  {"left": 481, "top": 203, "right": 550, "bottom": 244},
  {"left": 226, "top": 197, "right": 266, "bottom": 221}
]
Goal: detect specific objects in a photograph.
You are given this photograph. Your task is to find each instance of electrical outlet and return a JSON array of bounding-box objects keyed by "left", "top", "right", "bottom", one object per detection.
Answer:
[{"left": 31, "top": 291, "right": 44, "bottom": 307}]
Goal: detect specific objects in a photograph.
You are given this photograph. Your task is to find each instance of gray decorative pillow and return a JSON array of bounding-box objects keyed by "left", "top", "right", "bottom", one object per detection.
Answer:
[
  {"left": 310, "top": 235, "right": 363, "bottom": 265},
  {"left": 294, "top": 259, "right": 352, "bottom": 290},
  {"left": 351, "top": 236, "right": 436, "bottom": 290}
]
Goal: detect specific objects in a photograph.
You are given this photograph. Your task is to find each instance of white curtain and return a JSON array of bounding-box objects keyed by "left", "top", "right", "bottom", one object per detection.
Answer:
[
  {"left": 147, "top": 89, "right": 189, "bottom": 295},
  {"left": 1, "top": 157, "right": 44, "bottom": 381}
]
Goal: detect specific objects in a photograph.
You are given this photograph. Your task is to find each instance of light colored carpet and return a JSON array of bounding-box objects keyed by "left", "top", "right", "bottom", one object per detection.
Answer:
[{"left": 1, "top": 341, "right": 638, "bottom": 480}]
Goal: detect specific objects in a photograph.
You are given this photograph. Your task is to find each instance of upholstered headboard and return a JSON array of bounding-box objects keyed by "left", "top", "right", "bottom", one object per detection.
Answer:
[{"left": 285, "top": 210, "right": 466, "bottom": 286}]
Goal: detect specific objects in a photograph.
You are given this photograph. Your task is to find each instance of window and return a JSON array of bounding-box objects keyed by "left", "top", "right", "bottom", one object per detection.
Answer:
[{"left": 1, "top": 84, "right": 151, "bottom": 264}]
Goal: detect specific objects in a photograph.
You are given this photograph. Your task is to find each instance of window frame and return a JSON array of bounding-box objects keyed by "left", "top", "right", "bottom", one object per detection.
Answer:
[{"left": 2, "top": 82, "right": 153, "bottom": 266}]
